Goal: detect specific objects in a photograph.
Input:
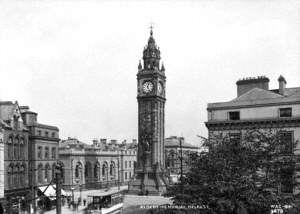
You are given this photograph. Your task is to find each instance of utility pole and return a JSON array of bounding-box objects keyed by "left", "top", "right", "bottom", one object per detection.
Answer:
[
  {"left": 55, "top": 164, "right": 62, "bottom": 214},
  {"left": 118, "top": 150, "right": 120, "bottom": 191}
]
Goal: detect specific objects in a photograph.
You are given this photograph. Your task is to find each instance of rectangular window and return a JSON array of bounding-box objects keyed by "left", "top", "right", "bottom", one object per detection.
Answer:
[
  {"left": 45, "top": 131, "right": 49, "bottom": 137},
  {"left": 129, "top": 161, "right": 131, "bottom": 168},
  {"left": 45, "top": 147, "right": 49, "bottom": 159},
  {"left": 38, "top": 146, "right": 42, "bottom": 159},
  {"left": 125, "top": 161, "right": 127, "bottom": 169},
  {"left": 228, "top": 111, "right": 240, "bottom": 120},
  {"left": 279, "top": 108, "right": 292, "bottom": 117},
  {"left": 51, "top": 147, "right": 56, "bottom": 159},
  {"left": 52, "top": 132, "right": 56, "bottom": 138},
  {"left": 37, "top": 130, "right": 41, "bottom": 136},
  {"left": 125, "top": 172, "right": 127, "bottom": 180}
]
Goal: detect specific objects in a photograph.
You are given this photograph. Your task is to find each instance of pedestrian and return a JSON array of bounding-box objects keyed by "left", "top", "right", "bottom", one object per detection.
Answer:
[{"left": 83, "top": 199, "right": 86, "bottom": 206}]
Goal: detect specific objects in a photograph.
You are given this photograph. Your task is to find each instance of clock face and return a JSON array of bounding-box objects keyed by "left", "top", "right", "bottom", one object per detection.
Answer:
[
  {"left": 142, "top": 81, "right": 154, "bottom": 93},
  {"left": 158, "top": 82, "right": 163, "bottom": 94}
]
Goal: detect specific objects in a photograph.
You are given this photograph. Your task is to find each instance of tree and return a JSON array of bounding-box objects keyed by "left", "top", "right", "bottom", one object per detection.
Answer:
[{"left": 164, "top": 129, "right": 300, "bottom": 214}]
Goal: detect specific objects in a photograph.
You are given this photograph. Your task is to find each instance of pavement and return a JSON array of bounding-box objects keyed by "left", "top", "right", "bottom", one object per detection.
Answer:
[{"left": 43, "top": 186, "right": 172, "bottom": 214}]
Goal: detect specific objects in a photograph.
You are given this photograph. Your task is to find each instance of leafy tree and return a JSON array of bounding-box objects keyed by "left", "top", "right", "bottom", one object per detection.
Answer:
[{"left": 164, "top": 129, "right": 300, "bottom": 214}]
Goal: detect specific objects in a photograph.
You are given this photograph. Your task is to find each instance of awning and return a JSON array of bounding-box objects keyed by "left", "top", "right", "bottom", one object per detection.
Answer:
[{"left": 38, "top": 185, "right": 70, "bottom": 197}]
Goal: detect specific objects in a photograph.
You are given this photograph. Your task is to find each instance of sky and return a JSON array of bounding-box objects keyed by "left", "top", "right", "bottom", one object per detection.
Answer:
[{"left": 0, "top": 0, "right": 299, "bottom": 146}]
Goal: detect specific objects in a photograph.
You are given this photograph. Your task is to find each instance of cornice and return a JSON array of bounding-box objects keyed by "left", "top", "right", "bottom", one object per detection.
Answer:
[
  {"left": 29, "top": 135, "right": 60, "bottom": 142},
  {"left": 207, "top": 100, "right": 300, "bottom": 111},
  {"left": 205, "top": 117, "right": 300, "bottom": 130}
]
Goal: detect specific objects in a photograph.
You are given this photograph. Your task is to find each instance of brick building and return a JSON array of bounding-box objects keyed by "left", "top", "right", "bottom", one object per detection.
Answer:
[
  {"left": 206, "top": 75, "right": 300, "bottom": 194},
  {"left": 0, "top": 101, "right": 30, "bottom": 213},
  {"left": 20, "top": 106, "right": 59, "bottom": 210}
]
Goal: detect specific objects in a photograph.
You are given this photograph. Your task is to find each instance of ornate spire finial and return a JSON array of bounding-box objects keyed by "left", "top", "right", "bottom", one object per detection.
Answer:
[{"left": 149, "top": 22, "right": 154, "bottom": 36}]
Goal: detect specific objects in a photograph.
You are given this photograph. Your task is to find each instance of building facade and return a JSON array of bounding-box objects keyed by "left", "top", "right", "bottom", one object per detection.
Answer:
[
  {"left": 58, "top": 138, "right": 136, "bottom": 194},
  {"left": 0, "top": 101, "right": 30, "bottom": 213},
  {"left": 0, "top": 130, "right": 4, "bottom": 213},
  {"left": 205, "top": 75, "right": 300, "bottom": 193},
  {"left": 20, "top": 106, "right": 59, "bottom": 210},
  {"left": 165, "top": 136, "right": 200, "bottom": 176}
]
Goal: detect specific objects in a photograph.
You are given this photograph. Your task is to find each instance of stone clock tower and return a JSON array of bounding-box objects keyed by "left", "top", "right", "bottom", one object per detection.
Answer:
[{"left": 128, "top": 29, "right": 168, "bottom": 195}]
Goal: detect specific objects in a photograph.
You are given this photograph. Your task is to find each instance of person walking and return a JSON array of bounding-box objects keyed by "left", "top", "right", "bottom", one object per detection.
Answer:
[{"left": 83, "top": 199, "right": 86, "bottom": 206}]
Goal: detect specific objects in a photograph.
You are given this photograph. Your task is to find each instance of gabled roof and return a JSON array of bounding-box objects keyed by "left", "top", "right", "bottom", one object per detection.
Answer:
[{"left": 231, "top": 88, "right": 283, "bottom": 102}]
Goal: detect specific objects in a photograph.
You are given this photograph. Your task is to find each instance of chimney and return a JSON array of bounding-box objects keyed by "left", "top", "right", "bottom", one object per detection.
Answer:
[
  {"left": 236, "top": 76, "right": 270, "bottom": 97},
  {"left": 278, "top": 75, "right": 287, "bottom": 96},
  {"left": 100, "top": 138, "right": 107, "bottom": 145},
  {"left": 92, "top": 139, "right": 99, "bottom": 146}
]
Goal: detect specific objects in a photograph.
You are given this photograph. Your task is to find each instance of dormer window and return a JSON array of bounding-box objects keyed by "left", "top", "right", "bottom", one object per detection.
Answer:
[
  {"left": 279, "top": 108, "right": 292, "bottom": 117},
  {"left": 228, "top": 111, "right": 240, "bottom": 120}
]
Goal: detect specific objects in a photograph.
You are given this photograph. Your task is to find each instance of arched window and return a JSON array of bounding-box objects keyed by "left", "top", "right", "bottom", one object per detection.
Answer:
[
  {"left": 14, "top": 164, "right": 19, "bottom": 186},
  {"left": 94, "top": 162, "right": 100, "bottom": 180},
  {"left": 7, "top": 137, "right": 13, "bottom": 159},
  {"left": 102, "top": 162, "right": 108, "bottom": 180},
  {"left": 19, "top": 164, "right": 25, "bottom": 186},
  {"left": 7, "top": 165, "right": 13, "bottom": 188},
  {"left": 110, "top": 162, "right": 115, "bottom": 178},
  {"left": 38, "top": 164, "right": 43, "bottom": 184},
  {"left": 75, "top": 162, "right": 83, "bottom": 183},
  {"left": 14, "top": 137, "right": 19, "bottom": 159},
  {"left": 19, "top": 138, "right": 25, "bottom": 159}
]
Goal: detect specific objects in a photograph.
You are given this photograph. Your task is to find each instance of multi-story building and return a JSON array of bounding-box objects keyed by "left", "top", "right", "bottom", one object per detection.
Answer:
[
  {"left": 58, "top": 138, "right": 137, "bottom": 194},
  {"left": 0, "top": 101, "right": 30, "bottom": 213},
  {"left": 205, "top": 75, "right": 300, "bottom": 193},
  {"left": 0, "top": 130, "right": 4, "bottom": 213},
  {"left": 20, "top": 106, "right": 59, "bottom": 210},
  {"left": 164, "top": 136, "right": 200, "bottom": 182}
]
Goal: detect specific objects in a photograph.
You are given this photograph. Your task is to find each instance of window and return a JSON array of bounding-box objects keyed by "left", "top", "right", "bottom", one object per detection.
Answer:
[
  {"left": 129, "top": 161, "right": 131, "bottom": 168},
  {"left": 37, "top": 130, "right": 41, "bottom": 136},
  {"left": 125, "top": 172, "right": 127, "bottom": 180},
  {"left": 129, "top": 172, "right": 132, "bottom": 178},
  {"left": 125, "top": 161, "right": 127, "bottom": 169},
  {"left": 38, "top": 164, "right": 43, "bottom": 183},
  {"left": 7, "top": 137, "right": 13, "bottom": 159},
  {"left": 279, "top": 108, "right": 292, "bottom": 117},
  {"left": 228, "top": 111, "right": 240, "bottom": 120},
  {"left": 45, "top": 147, "right": 49, "bottom": 159},
  {"left": 52, "top": 132, "right": 56, "bottom": 138},
  {"left": 38, "top": 146, "right": 42, "bottom": 159},
  {"left": 45, "top": 131, "right": 49, "bottom": 137},
  {"left": 51, "top": 147, "right": 56, "bottom": 159},
  {"left": 14, "top": 138, "right": 19, "bottom": 159}
]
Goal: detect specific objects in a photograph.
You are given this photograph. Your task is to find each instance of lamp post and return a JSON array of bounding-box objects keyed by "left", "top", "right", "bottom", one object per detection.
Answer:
[{"left": 55, "top": 164, "right": 62, "bottom": 214}]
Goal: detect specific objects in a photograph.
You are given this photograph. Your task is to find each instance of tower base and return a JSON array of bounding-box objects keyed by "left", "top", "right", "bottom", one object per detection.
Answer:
[{"left": 128, "top": 169, "right": 168, "bottom": 196}]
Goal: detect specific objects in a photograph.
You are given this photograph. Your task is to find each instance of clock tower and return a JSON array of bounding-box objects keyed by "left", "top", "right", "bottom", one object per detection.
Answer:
[{"left": 128, "top": 28, "right": 168, "bottom": 195}]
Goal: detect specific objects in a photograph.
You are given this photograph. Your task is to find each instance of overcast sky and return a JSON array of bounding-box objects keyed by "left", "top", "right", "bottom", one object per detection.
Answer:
[{"left": 0, "top": 0, "right": 299, "bottom": 145}]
